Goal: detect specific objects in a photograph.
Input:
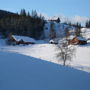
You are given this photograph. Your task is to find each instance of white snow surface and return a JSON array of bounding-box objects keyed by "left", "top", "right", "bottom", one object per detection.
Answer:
[
  {"left": 0, "top": 33, "right": 90, "bottom": 90},
  {"left": 0, "top": 51, "right": 90, "bottom": 90},
  {"left": 44, "top": 22, "right": 76, "bottom": 39},
  {"left": 0, "top": 33, "right": 90, "bottom": 73},
  {"left": 13, "top": 35, "right": 36, "bottom": 42}
]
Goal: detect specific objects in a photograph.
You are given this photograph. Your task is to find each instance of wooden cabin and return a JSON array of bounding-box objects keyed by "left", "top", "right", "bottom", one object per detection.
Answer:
[
  {"left": 68, "top": 36, "right": 87, "bottom": 45},
  {"left": 7, "top": 33, "right": 35, "bottom": 45},
  {"left": 7, "top": 33, "right": 17, "bottom": 45}
]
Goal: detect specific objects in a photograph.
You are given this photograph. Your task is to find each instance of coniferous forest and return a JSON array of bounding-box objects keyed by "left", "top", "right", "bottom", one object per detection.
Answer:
[
  {"left": 0, "top": 9, "right": 45, "bottom": 39},
  {"left": 85, "top": 20, "right": 90, "bottom": 28}
]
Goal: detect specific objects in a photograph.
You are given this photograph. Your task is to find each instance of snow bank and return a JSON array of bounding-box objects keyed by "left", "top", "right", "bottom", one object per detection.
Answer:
[
  {"left": 81, "top": 28, "right": 90, "bottom": 39},
  {"left": 0, "top": 39, "right": 6, "bottom": 46},
  {"left": 0, "top": 39, "right": 90, "bottom": 73},
  {"left": 71, "top": 44, "right": 90, "bottom": 72},
  {"left": 0, "top": 51, "right": 90, "bottom": 90}
]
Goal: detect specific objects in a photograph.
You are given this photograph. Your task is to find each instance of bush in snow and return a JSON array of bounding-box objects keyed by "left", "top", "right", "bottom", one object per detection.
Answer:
[{"left": 56, "top": 38, "right": 76, "bottom": 66}]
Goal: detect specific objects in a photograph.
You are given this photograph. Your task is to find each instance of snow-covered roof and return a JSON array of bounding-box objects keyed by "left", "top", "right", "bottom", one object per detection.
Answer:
[
  {"left": 77, "top": 36, "right": 87, "bottom": 41},
  {"left": 68, "top": 36, "right": 75, "bottom": 40},
  {"left": 68, "top": 36, "right": 87, "bottom": 41},
  {"left": 13, "top": 35, "right": 36, "bottom": 42}
]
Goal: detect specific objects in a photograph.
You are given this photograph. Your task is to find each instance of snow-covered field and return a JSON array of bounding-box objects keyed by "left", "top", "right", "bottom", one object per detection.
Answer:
[
  {"left": 71, "top": 43, "right": 90, "bottom": 72},
  {"left": 0, "top": 51, "right": 90, "bottom": 90},
  {"left": 0, "top": 38, "right": 90, "bottom": 73},
  {"left": 0, "top": 33, "right": 90, "bottom": 90}
]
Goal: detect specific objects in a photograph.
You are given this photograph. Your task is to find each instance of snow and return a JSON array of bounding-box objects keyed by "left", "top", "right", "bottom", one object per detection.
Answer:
[
  {"left": 0, "top": 38, "right": 90, "bottom": 73},
  {"left": 44, "top": 21, "right": 76, "bottom": 39},
  {"left": 0, "top": 30, "right": 90, "bottom": 89},
  {"left": 0, "top": 39, "right": 6, "bottom": 46},
  {"left": 71, "top": 43, "right": 90, "bottom": 72},
  {"left": 0, "top": 51, "right": 90, "bottom": 90},
  {"left": 77, "top": 36, "right": 87, "bottom": 41},
  {"left": 81, "top": 28, "right": 90, "bottom": 39},
  {"left": 0, "top": 44, "right": 57, "bottom": 63},
  {"left": 13, "top": 35, "right": 36, "bottom": 42},
  {"left": 0, "top": 33, "right": 90, "bottom": 73}
]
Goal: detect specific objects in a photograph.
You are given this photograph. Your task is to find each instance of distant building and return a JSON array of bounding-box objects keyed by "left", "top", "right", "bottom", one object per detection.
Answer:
[
  {"left": 7, "top": 33, "right": 35, "bottom": 45},
  {"left": 68, "top": 36, "right": 87, "bottom": 45},
  {"left": 48, "top": 17, "right": 61, "bottom": 23}
]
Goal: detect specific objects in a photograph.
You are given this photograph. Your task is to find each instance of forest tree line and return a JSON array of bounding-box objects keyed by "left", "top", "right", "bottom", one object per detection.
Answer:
[
  {"left": 0, "top": 9, "right": 45, "bottom": 39},
  {"left": 85, "top": 20, "right": 90, "bottom": 28}
]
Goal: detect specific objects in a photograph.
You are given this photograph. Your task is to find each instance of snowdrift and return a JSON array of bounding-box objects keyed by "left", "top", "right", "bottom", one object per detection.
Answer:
[{"left": 0, "top": 52, "right": 90, "bottom": 90}]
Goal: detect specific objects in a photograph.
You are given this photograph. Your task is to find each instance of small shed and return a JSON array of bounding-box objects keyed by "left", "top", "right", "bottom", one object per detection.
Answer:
[
  {"left": 68, "top": 36, "right": 87, "bottom": 45},
  {"left": 49, "top": 40, "right": 58, "bottom": 44}
]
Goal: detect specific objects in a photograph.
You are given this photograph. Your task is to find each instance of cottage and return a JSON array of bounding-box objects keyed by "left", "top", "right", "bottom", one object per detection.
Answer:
[
  {"left": 7, "top": 33, "right": 35, "bottom": 45},
  {"left": 68, "top": 36, "right": 87, "bottom": 45},
  {"left": 7, "top": 33, "right": 17, "bottom": 45}
]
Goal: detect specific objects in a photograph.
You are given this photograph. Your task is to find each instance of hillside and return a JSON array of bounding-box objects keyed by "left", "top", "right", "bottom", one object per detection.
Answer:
[
  {"left": 0, "top": 9, "right": 44, "bottom": 39},
  {"left": 0, "top": 9, "right": 18, "bottom": 18},
  {"left": 0, "top": 9, "right": 90, "bottom": 90},
  {"left": 44, "top": 20, "right": 77, "bottom": 39},
  {"left": 0, "top": 33, "right": 90, "bottom": 73},
  {"left": 0, "top": 31, "right": 90, "bottom": 89},
  {"left": 0, "top": 51, "right": 90, "bottom": 90},
  {"left": 0, "top": 9, "right": 81, "bottom": 40}
]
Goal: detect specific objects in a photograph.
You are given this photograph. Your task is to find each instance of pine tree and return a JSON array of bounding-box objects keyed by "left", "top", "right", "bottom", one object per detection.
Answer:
[
  {"left": 0, "top": 9, "right": 45, "bottom": 39},
  {"left": 75, "top": 27, "right": 81, "bottom": 37},
  {"left": 20, "top": 9, "right": 27, "bottom": 16},
  {"left": 31, "top": 10, "right": 38, "bottom": 18},
  {"left": 85, "top": 20, "right": 90, "bottom": 28},
  {"left": 56, "top": 17, "right": 61, "bottom": 23}
]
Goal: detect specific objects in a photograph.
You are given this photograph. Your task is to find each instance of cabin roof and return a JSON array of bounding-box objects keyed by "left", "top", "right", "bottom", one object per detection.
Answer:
[
  {"left": 12, "top": 35, "right": 36, "bottom": 42},
  {"left": 68, "top": 36, "right": 87, "bottom": 41},
  {"left": 77, "top": 36, "right": 87, "bottom": 41}
]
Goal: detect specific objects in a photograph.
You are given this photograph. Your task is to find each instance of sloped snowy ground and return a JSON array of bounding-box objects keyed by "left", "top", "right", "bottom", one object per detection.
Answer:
[
  {"left": 71, "top": 42, "right": 90, "bottom": 72},
  {"left": 0, "top": 34, "right": 90, "bottom": 90},
  {"left": 0, "top": 36, "right": 90, "bottom": 73},
  {"left": 0, "top": 51, "right": 90, "bottom": 90}
]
